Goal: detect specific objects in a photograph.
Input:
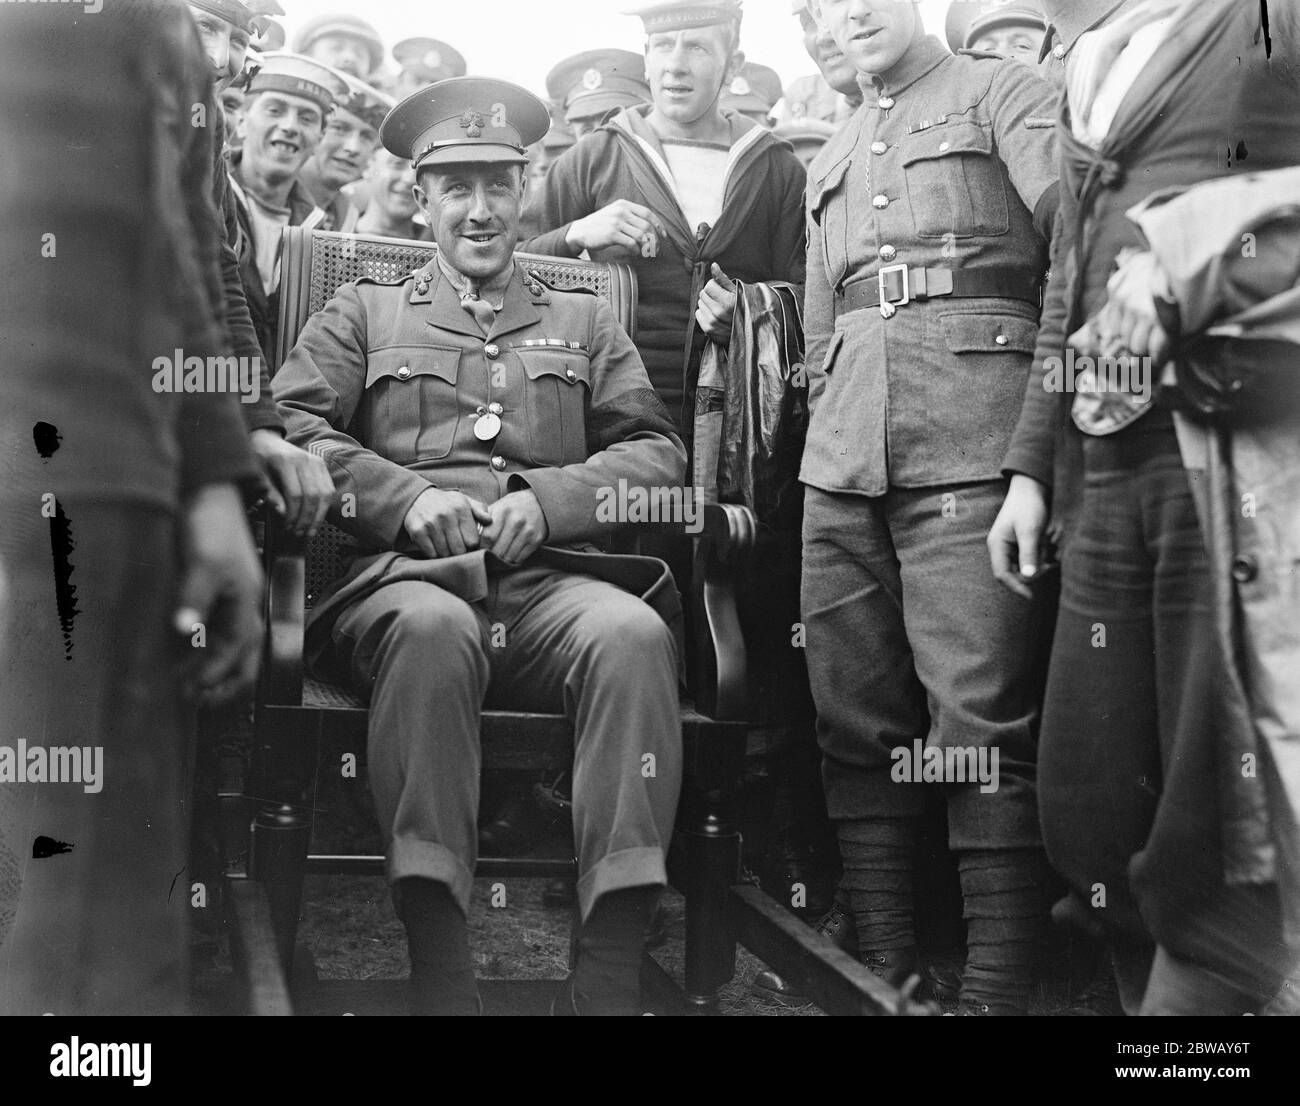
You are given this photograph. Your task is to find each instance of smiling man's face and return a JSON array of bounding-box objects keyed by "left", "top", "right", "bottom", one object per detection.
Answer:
[
  {"left": 798, "top": 7, "right": 859, "bottom": 97},
  {"left": 239, "top": 92, "right": 325, "bottom": 182},
  {"left": 415, "top": 161, "right": 525, "bottom": 284},
  {"left": 310, "top": 107, "right": 380, "bottom": 191},
  {"left": 813, "top": 0, "right": 917, "bottom": 77}
]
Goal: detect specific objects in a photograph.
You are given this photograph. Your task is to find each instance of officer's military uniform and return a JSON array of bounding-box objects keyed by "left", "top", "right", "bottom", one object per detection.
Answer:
[
  {"left": 273, "top": 80, "right": 687, "bottom": 925},
  {"left": 799, "top": 31, "right": 1059, "bottom": 1010}
]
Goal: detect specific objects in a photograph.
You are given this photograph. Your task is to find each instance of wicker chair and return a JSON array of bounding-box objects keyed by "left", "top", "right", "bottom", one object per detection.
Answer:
[{"left": 227, "top": 230, "right": 758, "bottom": 1014}]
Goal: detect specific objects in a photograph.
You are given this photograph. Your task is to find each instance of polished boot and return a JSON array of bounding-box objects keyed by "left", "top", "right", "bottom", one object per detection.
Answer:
[{"left": 750, "top": 897, "right": 858, "bottom": 1006}]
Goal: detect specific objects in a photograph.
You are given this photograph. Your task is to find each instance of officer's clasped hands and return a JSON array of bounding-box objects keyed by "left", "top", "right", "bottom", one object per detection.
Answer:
[
  {"left": 403, "top": 486, "right": 548, "bottom": 565},
  {"left": 403, "top": 486, "right": 494, "bottom": 558}
]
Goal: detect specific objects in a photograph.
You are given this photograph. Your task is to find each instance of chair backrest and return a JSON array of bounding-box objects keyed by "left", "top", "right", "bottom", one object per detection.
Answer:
[{"left": 272, "top": 228, "right": 639, "bottom": 607}]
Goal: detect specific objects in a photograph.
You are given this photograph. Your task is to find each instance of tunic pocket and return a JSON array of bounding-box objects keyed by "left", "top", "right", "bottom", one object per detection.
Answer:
[
  {"left": 516, "top": 347, "right": 592, "bottom": 466},
  {"left": 808, "top": 154, "right": 851, "bottom": 288},
  {"left": 899, "top": 121, "right": 1010, "bottom": 239},
  {"left": 363, "top": 345, "right": 461, "bottom": 462}
]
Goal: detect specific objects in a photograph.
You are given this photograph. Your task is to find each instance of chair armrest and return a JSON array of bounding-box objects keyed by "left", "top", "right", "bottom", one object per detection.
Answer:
[
  {"left": 258, "top": 508, "right": 307, "bottom": 708},
  {"left": 692, "top": 504, "right": 758, "bottom": 721}
]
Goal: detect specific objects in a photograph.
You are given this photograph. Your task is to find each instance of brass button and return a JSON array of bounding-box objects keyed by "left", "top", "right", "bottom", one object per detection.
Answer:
[
  {"left": 484, "top": 343, "right": 500, "bottom": 359},
  {"left": 491, "top": 455, "right": 506, "bottom": 471},
  {"left": 877, "top": 95, "right": 894, "bottom": 110},
  {"left": 565, "top": 368, "right": 577, "bottom": 382},
  {"left": 396, "top": 365, "right": 411, "bottom": 380},
  {"left": 995, "top": 334, "right": 1009, "bottom": 346},
  {"left": 938, "top": 141, "right": 952, "bottom": 153},
  {"left": 872, "top": 194, "right": 889, "bottom": 210},
  {"left": 879, "top": 245, "right": 897, "bottom": 262},
  {"left": 870, "top": 140, "right": 887, "bottom": 155},
  {"left": 488, "top": 402, "right": 503, "bottom": 415},
  {"left": 1053, "top": 43, "right": 1065, "bottom": 59}
]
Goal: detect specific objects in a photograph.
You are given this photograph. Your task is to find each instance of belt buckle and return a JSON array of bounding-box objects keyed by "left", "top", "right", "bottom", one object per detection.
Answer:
[{"left": 878, "top": 264, "right": 910, "bottom": 319}]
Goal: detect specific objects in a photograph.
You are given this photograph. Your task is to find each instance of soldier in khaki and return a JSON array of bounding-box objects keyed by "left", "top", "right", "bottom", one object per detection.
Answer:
[
  {"left": 273, "top": 78, "right": 686, "bottom": 1016},
  {"left": 800, "top": 0, "right": 1059, "bottom": 1014}
]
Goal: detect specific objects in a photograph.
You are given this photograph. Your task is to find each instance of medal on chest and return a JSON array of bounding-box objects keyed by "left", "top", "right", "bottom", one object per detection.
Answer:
[{"left": 473, "top": 403, "right": 503, "bottom": 442}]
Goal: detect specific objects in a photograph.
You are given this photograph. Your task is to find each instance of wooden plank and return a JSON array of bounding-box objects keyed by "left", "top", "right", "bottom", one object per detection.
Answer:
[
  {"left": 729, "top": 884, "right": 936, "bottom": 1017},
  {"left": 227, "top": 878, "right": 293, "bottom": 1016}
]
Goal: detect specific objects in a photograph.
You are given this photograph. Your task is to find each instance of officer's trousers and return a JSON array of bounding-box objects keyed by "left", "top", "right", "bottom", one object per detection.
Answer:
[
  {"left": 800, "top": 482, "right": 1045, "bottom": 848},
  {"left": 332, "top": 562, "right": 682, "bottom": 923}
]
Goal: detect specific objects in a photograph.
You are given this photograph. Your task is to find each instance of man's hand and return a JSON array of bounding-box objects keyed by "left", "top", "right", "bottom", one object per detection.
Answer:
[
  {"left": 403, "top": 487, "right": 493, "bottom": 558},
  {"left": 174, "top": 482, "right": 263, "bottom": 707},
  {"left": 987, "top": 474, "right": 1050, "bottom": 600},
  {"left": 249, "top": 428, "right": 334, "bottom": 537},
  {"left": 566, "top": 199, "right": 666, "bottom": 261},
  {"left": 696, "top": 263, "right": 738, "bottom": 343},
  {"left": 479, "top": 490, "right": 548, "bottom": 566},
  {"left": 1070, "top": 249, "right": 1173, "bottom": 365}
]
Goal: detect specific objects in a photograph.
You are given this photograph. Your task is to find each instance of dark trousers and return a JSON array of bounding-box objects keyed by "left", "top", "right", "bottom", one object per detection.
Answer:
[
  {"left": 801, "top": 481, "right": 1045, "bottom": 848},
  {"left": 1042, "top": 409, "right": 1296, "bottom": 1011}
]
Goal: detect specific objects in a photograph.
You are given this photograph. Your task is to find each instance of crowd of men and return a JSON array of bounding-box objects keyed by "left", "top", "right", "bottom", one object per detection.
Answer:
[{"left": 1, "top": 0, "right": 1297, "bottom": 1019}]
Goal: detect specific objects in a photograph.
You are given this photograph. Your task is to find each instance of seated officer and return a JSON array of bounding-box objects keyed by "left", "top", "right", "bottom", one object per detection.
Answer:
[{"left": 272, "top": 77, "right": 687, "bottom": 1016}]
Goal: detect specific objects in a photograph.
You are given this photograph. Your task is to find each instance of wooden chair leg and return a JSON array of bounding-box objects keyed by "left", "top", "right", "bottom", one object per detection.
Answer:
[
  {"left": 679, "top": 790, "right": 741, "bottom": 1011},
  {"left": 249, "top": 800, "right": 311, "bottom": 982}
]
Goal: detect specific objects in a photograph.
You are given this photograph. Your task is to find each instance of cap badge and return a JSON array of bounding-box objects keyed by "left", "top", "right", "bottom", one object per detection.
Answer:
[
  {"left": 582, "top": 68, "right": 603, "bottom": 91},
  {"left": 459, "top": 109, "right": 486, "bottom": 138},
  {"left": 730, "top": 76, "right": 751, "bottom": 96}
]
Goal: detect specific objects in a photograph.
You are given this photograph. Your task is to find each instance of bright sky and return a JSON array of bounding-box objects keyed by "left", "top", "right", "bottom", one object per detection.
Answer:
[{"left": 279, "top": 0, "right": 956, "bottom": 99}]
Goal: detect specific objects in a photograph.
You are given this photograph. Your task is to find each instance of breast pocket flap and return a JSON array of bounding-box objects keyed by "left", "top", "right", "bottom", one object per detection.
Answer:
[
  {"left": 516, "top": 347, "right": 592, "bottom": 389},
  {"left": 899, "top": 121, "right": 994, "bottom": 166},
  {"left": 365, "top": 346, "right": 460, "bottom": 388}
]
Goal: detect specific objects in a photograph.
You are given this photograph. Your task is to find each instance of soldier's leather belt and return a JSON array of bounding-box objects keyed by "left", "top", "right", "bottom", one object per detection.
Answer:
[{"left": 836, "top": 266, "right": 1043, "bottom": 316}]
